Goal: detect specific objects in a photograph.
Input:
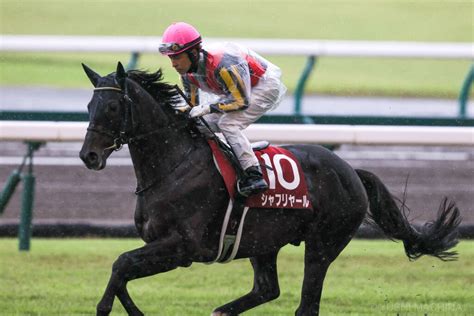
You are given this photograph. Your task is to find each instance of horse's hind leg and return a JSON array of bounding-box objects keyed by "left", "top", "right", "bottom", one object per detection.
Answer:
[
  {"left": 295, "top": 223, "right": 362, "bottom": 316},
  {"left": 294, "top": 240, "right": 333, "bottom": 316},
  {"left": 212, "top": 251, "right": 280, "bottom": 316}
]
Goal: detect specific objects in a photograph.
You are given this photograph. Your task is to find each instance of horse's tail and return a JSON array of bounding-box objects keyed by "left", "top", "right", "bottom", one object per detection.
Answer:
[{"left": 355, "top": 169, "right": 461, "bottom": 261}]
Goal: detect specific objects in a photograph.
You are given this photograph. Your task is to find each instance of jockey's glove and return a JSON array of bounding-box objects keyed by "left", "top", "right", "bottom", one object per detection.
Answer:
[
  {"left": 171, "top": 99, "right": 191, "bottom": 113},
  {"left": 189, "top": 104, "right": 211, "bottom": 118}
]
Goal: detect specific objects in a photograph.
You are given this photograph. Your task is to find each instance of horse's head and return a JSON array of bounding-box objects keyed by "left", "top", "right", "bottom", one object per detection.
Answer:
[
  {"left": 80, "top": 62, "right": 188, "bottom": 170},
  {"left": 80, "top": 62, "right": 150, "bottom": 169},
  {"left": 79, "top": 62, "right": 126, "bottom": 169}
]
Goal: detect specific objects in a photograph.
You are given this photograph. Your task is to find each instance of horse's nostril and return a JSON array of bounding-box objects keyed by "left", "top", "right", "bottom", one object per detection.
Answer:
[
  {"left": 80, "top": 150, "right": 103, "bottom": 169},
  {"left": 87, "top": 152, "right": 98, "bottom": 163}
]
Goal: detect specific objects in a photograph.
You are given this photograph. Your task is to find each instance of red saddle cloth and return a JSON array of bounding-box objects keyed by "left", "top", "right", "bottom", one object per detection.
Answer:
[{"left": 208, "top": 140, "right": 313, "bottom": 210}]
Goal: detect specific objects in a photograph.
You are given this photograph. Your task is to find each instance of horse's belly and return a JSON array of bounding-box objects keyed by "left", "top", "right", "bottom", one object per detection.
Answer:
[{"left": 236, "top": 209, "right": 312, "bottom": 257}]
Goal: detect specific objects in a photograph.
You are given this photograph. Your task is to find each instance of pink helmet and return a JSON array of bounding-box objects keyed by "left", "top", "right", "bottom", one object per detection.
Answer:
[{"left": 159, "top": 22, "right": 202, "bottom": 56}]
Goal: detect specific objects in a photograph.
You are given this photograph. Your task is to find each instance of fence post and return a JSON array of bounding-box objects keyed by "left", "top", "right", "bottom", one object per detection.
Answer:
[
  {"left": 0, "top": 170, "right": 22, "bottom": 214},
  {"left": 18, "top": 173, "right": 35, "bottom": 251},
  {"left": 126, "top": 52, "right": 140, "bottom": 70},
  {"left": 294, "top": 56, "right": 317, "bottom": 116},
  {"left": 458, "top": 64, "right": 474, "bottom": 118},
  {"left": 18, "top": 142, "right": 42, "bottom": 251}
]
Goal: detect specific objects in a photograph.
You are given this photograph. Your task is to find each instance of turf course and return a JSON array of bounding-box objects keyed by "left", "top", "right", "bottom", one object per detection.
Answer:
[
  {"left": 1, "top": 0, "right": 472, "bottom": 98},
  {"left": 0, "top": 239, "right": 472, "bottom": 315}
]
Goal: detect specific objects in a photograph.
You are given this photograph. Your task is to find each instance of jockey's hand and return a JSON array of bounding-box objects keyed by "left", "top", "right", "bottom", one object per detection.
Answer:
[
  {"left": 172, "top": 103, "right": 191, "bottom": 113},
  {"left": 189, "top": 104, "right": 211, "bottom": 118}
]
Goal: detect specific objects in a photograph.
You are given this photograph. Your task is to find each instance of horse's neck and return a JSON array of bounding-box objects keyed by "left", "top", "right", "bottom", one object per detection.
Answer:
[
  {"left": 125, "top": 81, "right": 211, "bottom": 193},
  {"left": 128, "top": 127, "right": 203, "bottom": 190}
]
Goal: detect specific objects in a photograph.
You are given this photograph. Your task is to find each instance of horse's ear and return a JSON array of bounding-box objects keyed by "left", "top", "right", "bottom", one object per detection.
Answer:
[
  {"left": 116, "top": 62, "right": 127, "bottom": 90},
  {"left": 82, "top": 63, "right": 101, "bottom": 87}
]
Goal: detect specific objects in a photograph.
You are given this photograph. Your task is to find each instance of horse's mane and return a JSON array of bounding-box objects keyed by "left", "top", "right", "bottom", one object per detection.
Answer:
[{"left": 127, "top": 69, "right": 180, "bottom": 107}]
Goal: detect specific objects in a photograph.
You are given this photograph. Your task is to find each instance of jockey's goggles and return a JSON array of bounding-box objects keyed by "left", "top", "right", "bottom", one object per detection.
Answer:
[
  {"left": 158, "top": 37, "right": 202, "bottom": 55},
  {"left": 158, "top": 43, "right": 184, "bottom": 54}
]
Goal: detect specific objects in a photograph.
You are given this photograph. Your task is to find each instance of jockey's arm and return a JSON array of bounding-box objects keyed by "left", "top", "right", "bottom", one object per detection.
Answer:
[{"left": 210, "top": 64, "right": 251, "bottom": 113}]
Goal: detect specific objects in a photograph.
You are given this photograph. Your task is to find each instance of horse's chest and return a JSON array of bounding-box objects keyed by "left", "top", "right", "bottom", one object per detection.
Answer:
[{"left": 135, "top": 197, "right": 175, "bottom": 225}]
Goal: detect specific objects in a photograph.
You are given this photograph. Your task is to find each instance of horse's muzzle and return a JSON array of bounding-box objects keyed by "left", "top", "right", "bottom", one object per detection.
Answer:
[{"left": 80, "top": 150, "right": 105, "bottom": 170}]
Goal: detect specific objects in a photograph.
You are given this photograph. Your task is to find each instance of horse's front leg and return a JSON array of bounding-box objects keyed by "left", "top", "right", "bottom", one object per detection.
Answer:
[{"left": 96, "top": 231, "right": 190, "bottom": 316}]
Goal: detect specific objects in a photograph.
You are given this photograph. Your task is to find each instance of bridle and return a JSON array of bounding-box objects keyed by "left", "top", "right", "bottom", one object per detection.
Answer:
[
  {"left": 87, "top": 86, "right": 129, "bottom": 151},
  {"left": 87, "top": 85, "right": 168, "bottom": 151}
]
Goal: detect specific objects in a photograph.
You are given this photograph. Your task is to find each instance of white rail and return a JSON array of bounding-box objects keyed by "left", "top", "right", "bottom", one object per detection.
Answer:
[
  {"left": 1, "top": 121, "right": 472, "bottom": 146},
  {"left": 1, "top": 35, "right": 473, "bottom": 59}
]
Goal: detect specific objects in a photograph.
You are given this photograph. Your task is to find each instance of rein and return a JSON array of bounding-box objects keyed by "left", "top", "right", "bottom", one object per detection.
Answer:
[{"left": 93, "top": 87, "right": 122, "bottom": 92}]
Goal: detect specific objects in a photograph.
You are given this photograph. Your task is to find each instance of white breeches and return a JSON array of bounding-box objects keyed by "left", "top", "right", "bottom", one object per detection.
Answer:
[{"left": 200, "top": 66, "right": 287, "bottom": 170}]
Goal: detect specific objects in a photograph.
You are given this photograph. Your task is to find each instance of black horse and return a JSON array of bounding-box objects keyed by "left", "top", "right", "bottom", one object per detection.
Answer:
[{"left": 79, "top": 62, "right": 461, "bottom": 316}]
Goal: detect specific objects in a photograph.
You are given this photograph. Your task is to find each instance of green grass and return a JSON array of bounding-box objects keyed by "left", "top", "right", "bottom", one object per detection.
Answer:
[
  {"left": 0, "top": 0, "right": 472, "bottom": 97},
  {"left": 0, "top": 239, "right": 472, "bottom": 315},
  {"left": 1, "top": 0, "right": 471, "bottom": 40}
]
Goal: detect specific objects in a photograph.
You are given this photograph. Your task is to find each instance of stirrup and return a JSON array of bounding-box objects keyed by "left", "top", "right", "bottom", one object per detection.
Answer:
[{"left": 236, "top": 178, "right": 268, "bottom": 197}]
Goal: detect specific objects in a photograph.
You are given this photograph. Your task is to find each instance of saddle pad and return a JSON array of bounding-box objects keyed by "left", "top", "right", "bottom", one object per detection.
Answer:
[{"left": 208, "top": 140, "right": 313, "bottom": 210}]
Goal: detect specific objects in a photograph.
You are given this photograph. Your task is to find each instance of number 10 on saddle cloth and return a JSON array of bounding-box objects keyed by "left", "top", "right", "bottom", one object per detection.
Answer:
[{"left": 209, "top": 140, "right": 313, "bottom": 210}]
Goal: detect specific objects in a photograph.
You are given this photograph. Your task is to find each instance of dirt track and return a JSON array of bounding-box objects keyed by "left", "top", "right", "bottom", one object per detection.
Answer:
[{"left": 1, "top": 143, "right": 472, "bottom": 226}]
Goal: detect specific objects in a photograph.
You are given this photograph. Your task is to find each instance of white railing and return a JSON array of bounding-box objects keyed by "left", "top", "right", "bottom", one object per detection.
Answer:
[
  {"left": 1, "top": 121, "right": 473, "bottom": 146},
  {"left": 1, "top": 35, "right": 473, "bottom": 59}
]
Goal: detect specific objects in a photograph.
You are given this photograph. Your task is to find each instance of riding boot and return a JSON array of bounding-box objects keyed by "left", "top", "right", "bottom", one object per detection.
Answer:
[{"left": 237, "top": 165, "right": 268, "bottom": 197}]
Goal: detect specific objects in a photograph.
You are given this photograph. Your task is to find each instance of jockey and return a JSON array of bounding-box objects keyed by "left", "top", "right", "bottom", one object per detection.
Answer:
[{"left": 159, "top": 22, "right": 287, "bottom": 197}]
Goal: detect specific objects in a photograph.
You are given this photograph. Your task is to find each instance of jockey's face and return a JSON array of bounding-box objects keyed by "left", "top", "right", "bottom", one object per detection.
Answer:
[{"left": 169, "top": 52, "right": 191, "bottom": 75}]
